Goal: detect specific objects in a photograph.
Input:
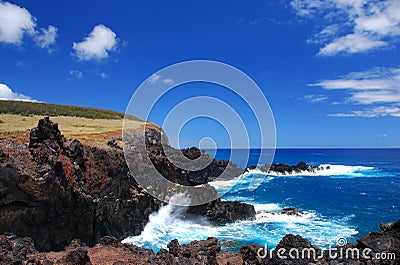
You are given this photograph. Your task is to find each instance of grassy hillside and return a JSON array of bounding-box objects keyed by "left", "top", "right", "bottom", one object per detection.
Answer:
[
  {"left": 0, "top": 100, "right": 128, "bottom": 120},
  {"left": 0, "top": 114, "right": 126, "bottom": 135},
  {"left": 0, "top": 101, "right": 147, "bottom": 143}
]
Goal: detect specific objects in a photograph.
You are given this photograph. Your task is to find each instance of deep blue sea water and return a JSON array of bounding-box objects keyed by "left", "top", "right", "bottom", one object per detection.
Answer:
[{"left": 124, "top": 149, "right": 400, "bottom": 252}]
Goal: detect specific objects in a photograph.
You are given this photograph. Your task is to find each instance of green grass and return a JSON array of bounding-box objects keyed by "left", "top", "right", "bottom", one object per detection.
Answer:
[
  {"left": 0, "top": 100, "right": 140, "bottom": 120},
  {"left": 0, "top": 119, "right": 3, "bottom": 124}
]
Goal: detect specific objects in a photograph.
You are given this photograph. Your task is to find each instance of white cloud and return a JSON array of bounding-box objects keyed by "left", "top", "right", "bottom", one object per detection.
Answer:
[
  {"left": 309, "top": 66, "right": 400, "bottom": 104},
  {"left": 73, "top": 24, "right": 118, "bottom": 61},
  {"left": 69, "top": 70, "right": 84, "bottom": 79},
  {"left": 329, "top": 106, "right": 400, "bottom": 117},
  {"left": 0, "top": 2, "right": 57, "bottom": 51},
  {"left": 34, "top": 25, "right": 57, "bottom": 49},
  {"left": 0, "top": 2, "right": 35, "bottom": 44},
  {"left": 304, "top": 94, "right": 328, "bottom": 103},
  {"left": 290, "top": 0, "right": 328, "bottom": 17},
  {"left": 308, "top": 24, "right": 341, "bottom": 44},
  {"left": 311, "top": 78, "right": 399, "bottom": 91},
  {"left": 291, "top": 0, "right": 400, "bottom": 56},
  {"left": 355, "top": 1, "right": 400, "bottom": 36},
  {"left": 148, "top": 74, "right": 161, "bottom": 84},
  {"left": 343, "top": 67, "right": 400, "bottom": 79},
  {"left": 350, "top": 90, "right": 400, "bottom": 104},
  {"left": 0, "top": 83, "right": 37, "bottom": 102},
  {"left": 310, "top": 66, "right": 400, "bottom": 117},
  {"left": 162, "top": 78, "right": 175, "bottom": 85},
  {"left": 147, "top": 74, "right": 175, "bottom": 85},
  {"left": 318, "top": 33, "right": 387, "bottom": 56},
  {"left": 99, "top": 72, "right": 108, "bottom": 79},
  {"left": 15, "top": 61, "right": 25, "bottom": 67}
]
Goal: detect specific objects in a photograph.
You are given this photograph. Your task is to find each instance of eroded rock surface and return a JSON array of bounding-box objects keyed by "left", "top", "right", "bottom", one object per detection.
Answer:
[
  {"left": 0, "top": 117, "right": 254, "bottom": 251},
  {"left": 2, "top": 221, "right": 398, "bottom": 265}
]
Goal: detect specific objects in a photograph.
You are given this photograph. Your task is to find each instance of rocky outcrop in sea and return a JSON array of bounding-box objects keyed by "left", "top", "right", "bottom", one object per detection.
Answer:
[{"left": 245, "top": 161, "right": 330, "bottom": 176}]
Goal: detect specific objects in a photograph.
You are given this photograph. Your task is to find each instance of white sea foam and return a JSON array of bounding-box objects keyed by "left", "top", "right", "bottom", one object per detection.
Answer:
[
  {"left": 122, "top": 193, "right": 194, "bottom": 248},
  {"left": 210, "top": 168, "right": 273, "bottom": 193},
  {"left": 123, "top": 165, "right": 367, "bottom": 251},
  {"left": 264, "top": 164, "right": 374, "bottom": 177},
  {"left": 123, "top": 194, "right": 358, "bottom": 251},
  {"left": 244, "top": 203, "right": 358, "bottom": 248},
  {"left": 253, "top": 203, "right": 282, "bottom": 212},
  {"left": 254, "top": 209, "right": 317, "bottom": 224},
  {"left": 210, "top": 164, "right": 374, "bottom": 195}
]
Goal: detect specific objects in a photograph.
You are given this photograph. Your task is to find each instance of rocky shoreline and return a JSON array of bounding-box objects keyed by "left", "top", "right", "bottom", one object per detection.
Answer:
[
  {"left": 1, "top": 220, "right": 399, "bottom": 264},
  {"left": 0, "top": 117, "right": 255, "bottom": 252},
  {"left": 0, "top": 117, "right": 398, "bottom": 264}
]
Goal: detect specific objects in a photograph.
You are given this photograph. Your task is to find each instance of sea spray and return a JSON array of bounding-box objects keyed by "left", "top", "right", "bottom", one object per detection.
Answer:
[
  {"left": 122, "top": 167, "right": 369, "bottom": 252},
  {"left": 122, "top": 193, "right": 192, "bottom": 248},
  {"left": 122, "top": 166, "right": 364, "bottom": 252},
  {"left": 210, "top": 169, "right": 274, "bottom": 194},
  {"left": 209, "top": 164, "right": 374, "bottom": 195},
  {"left": 264, "top": 164, "right": 375, "bottom": 177},
  {"left": 123, "top": 194, "right": 357, "bottom": 252}
]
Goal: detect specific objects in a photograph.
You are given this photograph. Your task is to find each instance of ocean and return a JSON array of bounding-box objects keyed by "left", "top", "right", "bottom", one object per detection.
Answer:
[{"left": 123, "top": 148, "right": 400, "bottom": 252}]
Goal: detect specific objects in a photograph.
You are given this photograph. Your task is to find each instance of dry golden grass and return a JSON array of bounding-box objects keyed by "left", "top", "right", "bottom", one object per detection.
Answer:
[
  {"left": 0, "top": 114, "right": 144, "bottom": 137},
  {"left": 0, "top": 114, "right": 159, "bottom": 149},
  {"left": 0, "top": 114, "right": 121, "bottom": 135}
]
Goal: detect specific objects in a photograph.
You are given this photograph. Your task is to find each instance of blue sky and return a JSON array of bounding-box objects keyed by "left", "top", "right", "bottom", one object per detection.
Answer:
[{"left": 0, "top": 0, "right": 399, "bottom": 148}]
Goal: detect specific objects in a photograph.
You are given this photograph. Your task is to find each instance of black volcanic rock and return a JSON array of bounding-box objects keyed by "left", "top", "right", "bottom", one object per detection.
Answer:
[
  {"left": 241, "top": 244, "right": 270, "bottom": 265},
  {"left": 0, "top": 219, "right": 399, "bottom": 264},
  {"left": 0, "top": 234, "right": 51, "bottom": 264},
  {"left": 29, "top": 116, "right": 65, "bottom": 149},
  {"left": 259, "top": 161, "right": 325, "bottom": 175},
  {"left": 146, "top": 144, "right": 242, "bottom": 186},
  {"left": 166, "top": 237, "right": 221, "bottom": 265},
  {"left": 0, "top": 118, "right": 161, "bottom": 251},
  {"left": 181, "top": 146, "right": 201, "bottom": 160},
  {"left": 357, "top": 219, "right": 400, "bottom": 260},
  {"left": 274, "top": 234, "right": 321, "bottom": 263},
  {"left": 106, "top": 139, "right": 122, "bottom": 150},
  {"left": 63, "top": 247, "right": 91, "bottom": 265},
  {"left": 296, "top": 161, "right": 308, "bottom": 171},
  {"left": 278, "top": 207, "right": 304, "bottom": 216},
  {"left": 204, "top": 201, "right": 256, "bottom": 225},
  {"left": 98, "top": 236, "right": 119, "bottom": 247},
  {"left": 0, "top": 118, "right": 255, "bottom": 251},
  {"left": 127, "top": 125, "right": 255, "bottom": 224}
]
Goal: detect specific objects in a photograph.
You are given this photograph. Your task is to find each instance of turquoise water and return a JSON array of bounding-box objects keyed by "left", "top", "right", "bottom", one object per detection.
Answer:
[{"left": 123, "top": 149, "right": 400, "bottom": 252}]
